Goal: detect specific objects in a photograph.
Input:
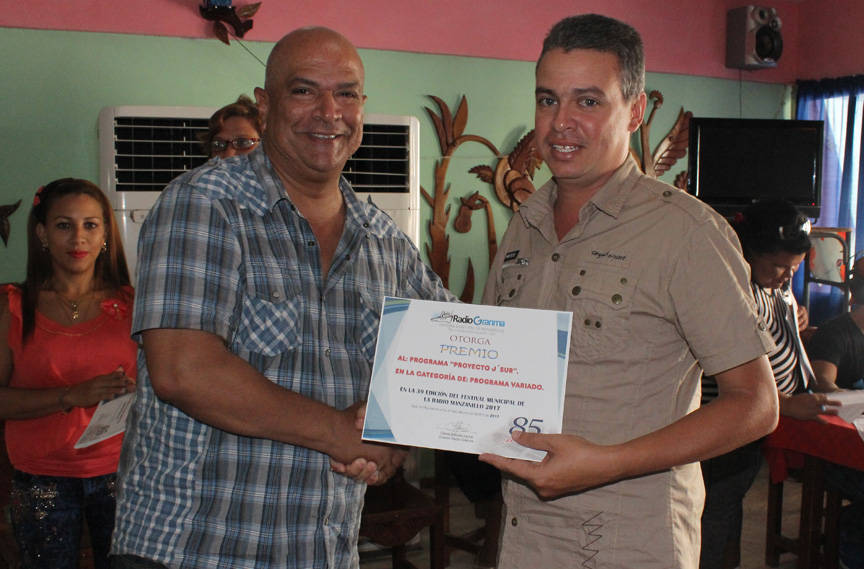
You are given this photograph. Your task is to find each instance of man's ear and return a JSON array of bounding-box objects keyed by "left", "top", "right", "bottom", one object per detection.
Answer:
[
  {"left": 628, "top": 91, "right": 647, "bottom": 133},
  {"left": 254, "top": 87, "right": 269, "bottom": 132}
]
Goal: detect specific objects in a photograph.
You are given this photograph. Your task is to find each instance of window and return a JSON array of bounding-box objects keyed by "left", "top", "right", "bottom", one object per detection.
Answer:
[{"left": 796, "top": 76, "right": 864, "bottom": 321}]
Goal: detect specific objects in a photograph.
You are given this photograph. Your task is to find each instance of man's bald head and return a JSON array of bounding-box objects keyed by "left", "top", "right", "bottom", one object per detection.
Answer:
[{"left": 264, "top": 27, "right": 364, "bottom": 92}]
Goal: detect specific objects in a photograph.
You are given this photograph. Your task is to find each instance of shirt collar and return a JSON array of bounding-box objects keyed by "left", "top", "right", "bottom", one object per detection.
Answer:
[
  {"left": 248, "top": 147, "right": 362, "bottom": 214},
  {"left": 519, "top": 154, "right": 642, "bottom": 229},
  {"left": 247, "top": 146, "right": 375, "bottom": 236},
  {"left": 581, "top": 155, "right": 641, "bottom": 219}
]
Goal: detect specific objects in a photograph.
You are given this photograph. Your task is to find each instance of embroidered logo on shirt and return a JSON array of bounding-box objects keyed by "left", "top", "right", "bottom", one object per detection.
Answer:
[{"left": 591, "top": 250, "right": 627, "bottom": 262}]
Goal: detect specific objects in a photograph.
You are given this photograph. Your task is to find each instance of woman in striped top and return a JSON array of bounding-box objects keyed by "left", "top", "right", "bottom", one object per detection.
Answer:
[
  {"left": 700, "top": 199, "right": 841, "bottom": 569},
  {"left": 736, "top": 199, "right": 828, "bottom": 407}
]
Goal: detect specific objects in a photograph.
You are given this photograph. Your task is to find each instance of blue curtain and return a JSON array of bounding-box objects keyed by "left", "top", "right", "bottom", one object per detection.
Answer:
[{"left": 796, "top": 75, "right": 864, "bottom": 323}]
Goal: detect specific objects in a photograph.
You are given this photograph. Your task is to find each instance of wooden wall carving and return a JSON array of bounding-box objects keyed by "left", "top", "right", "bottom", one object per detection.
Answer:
[
  {"left": 635, "top": 90, "right": 692, "bottom": 188},
  {"left": 420, "top": 95, "right": 542, "bottom": 303}
]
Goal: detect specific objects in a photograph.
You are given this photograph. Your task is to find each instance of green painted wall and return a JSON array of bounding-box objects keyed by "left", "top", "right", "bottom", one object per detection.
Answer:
[{"left": 0, "top": 27, "right": 791, "bottom": 298}]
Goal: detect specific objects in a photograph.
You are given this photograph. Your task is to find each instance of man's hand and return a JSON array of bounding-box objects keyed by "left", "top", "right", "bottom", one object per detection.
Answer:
[
  {"left": 479, "top": 430, "right": 612, "bottom": 499},
  {"left": 328, "top": 402, "right": 409, "bottom": 485},
  {"left": 330, "top": 457, "right": 381, "bottom": 484}
]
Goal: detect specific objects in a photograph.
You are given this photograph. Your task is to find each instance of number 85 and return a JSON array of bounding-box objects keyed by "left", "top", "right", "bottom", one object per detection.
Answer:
[{"left": 509, "top": 417, "right": 544, "bottom": 434}]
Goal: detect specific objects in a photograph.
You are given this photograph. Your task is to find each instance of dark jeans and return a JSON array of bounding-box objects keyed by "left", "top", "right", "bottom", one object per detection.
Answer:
[
  {"left": 9, "top": 470, "right": 117, "bottom": 569},
  {"left": 111, "top": 555, "right": 169, "bottom": 569},
  {"left": 699, "top": 439, "right": 764, "bottom": 569}
]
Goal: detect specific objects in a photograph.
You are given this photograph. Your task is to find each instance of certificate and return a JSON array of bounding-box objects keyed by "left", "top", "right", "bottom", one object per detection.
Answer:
[
  {"left": 362, "top": 297, "right": 571, "bottom": 461},
  {"left": 74, "top": 393, "right": 134, "bottom": 449}
]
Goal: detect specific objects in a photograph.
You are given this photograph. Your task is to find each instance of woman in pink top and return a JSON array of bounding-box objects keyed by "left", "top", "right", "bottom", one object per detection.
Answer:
[{"left": 0, "top": 178, "right": 137, "bottom": 569}]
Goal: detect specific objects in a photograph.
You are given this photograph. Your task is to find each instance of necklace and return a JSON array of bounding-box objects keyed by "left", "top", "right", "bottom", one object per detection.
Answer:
[{"left": 56, "top": 289, "right": 94, "bottom": 321}]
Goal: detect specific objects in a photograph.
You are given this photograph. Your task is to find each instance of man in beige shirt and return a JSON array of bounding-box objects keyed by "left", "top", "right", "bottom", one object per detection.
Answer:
[{"left": 479, "top": 14, "right": 778, "bottom": 568}]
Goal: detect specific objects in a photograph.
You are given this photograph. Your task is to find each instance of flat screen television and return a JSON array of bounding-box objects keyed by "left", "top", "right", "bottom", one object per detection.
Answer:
[{"left": 687, "top": 118, "right": 824, "bottom": 219}]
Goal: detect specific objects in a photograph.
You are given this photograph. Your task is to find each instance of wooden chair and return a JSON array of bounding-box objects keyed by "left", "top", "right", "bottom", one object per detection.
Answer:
[
  {"left": 765, "top": 457, "right": 844, "bottom": 569},
  {"left": 360, "top": 467, "right": 446, "bottom": 569}
]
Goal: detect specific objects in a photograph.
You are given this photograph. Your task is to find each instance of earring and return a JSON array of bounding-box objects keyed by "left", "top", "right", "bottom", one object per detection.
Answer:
[
  {"left": 101, "top": 241, "right": 107, "bottom": 253},
  {"left": 41, "top": 242, "right": 48, "bottom": 252}
]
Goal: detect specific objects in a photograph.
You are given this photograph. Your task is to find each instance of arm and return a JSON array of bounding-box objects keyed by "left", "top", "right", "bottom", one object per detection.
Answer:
[
  {"left": 142, "top": 328, "right": 406, "bottom": 480},
  {"left": 480, "top": 355, "right": 778, "bottom": 498},
  {"left": 0, "top": 368, "right": 132, "bottom": 420},
  {"left": 805, "top": 316, "right": 851, "bottom": 393},
  {"left": 810, "top": 359, "right": 843, "bottom": 393}
]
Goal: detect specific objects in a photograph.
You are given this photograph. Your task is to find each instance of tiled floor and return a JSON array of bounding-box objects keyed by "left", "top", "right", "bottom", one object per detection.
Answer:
[{"left": 361, "top": 460, "right": 803, "bottom": 569}]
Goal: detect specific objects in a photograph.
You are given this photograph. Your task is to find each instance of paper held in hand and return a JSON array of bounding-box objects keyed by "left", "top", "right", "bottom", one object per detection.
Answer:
[
  {"left": 362, "top": 297, "right": 572, "bottom": 462},
  {"left": 832, "top": 389, "right": 864, "bottom": 424},
  {"left": 74, "top": 393, "right": 134, "bottom": 449},
  {"left": 823, "top": 390, "right": 864, "bottom": 442}
]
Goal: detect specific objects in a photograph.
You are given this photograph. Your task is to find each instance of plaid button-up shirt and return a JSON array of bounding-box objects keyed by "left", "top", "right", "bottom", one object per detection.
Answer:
[{"left": 112, "top": 147, "right": 455, "bottom": 568}]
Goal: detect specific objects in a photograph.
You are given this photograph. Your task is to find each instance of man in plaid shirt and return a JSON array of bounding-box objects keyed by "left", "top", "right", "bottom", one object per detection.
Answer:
[{"left": 111, "top": 27, "right": 454, "bottom": 569}]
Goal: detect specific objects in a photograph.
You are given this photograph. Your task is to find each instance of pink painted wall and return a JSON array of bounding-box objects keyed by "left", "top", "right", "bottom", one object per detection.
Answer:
[
  {"left": 2, "top": 0, "right": 862, "bottom": 82},
  {"left": 796, "top": 0, "right": 864, "bottom": 79}
]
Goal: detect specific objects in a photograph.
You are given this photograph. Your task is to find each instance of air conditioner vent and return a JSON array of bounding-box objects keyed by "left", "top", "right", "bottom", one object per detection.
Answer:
[
  {"left": 112, "top": 116, "right": 210, "bottom": 192},
  {"left": 99, "top": 107, "right": 420, "bottom": 267},
  {"left": 344, "top": 123, "right": 411, "bottom": 193},
  {"left": 100, "top": 107, "right": 415, "bottom": 198}
]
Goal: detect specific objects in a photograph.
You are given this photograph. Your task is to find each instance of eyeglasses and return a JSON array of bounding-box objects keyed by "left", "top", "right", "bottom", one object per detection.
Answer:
[
  {"left": 778, "top": 219, "right": 811, "bottom": 240},
  {"left": 209, "top": 137, "right": 260, "bottom": 153}
]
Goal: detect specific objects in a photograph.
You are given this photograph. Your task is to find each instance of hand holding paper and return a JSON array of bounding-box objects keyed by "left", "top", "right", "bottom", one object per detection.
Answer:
[
  {"left": 74, "top": 393, "right": 135, "bottom": 449},
  {"left": 814, "top": 390, "right": 864, "bottom": 444},
  {"left": 479, "top": 430, "right": 614, "bottom": 498}
]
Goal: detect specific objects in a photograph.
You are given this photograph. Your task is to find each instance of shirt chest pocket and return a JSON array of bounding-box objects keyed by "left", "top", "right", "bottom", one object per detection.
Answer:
[
  {"left": 494, "top": 265, "right": 528, "bottom": 306},
  {"left": 566, "top": 265, "right": 635, "bottom": 361},
  {"left": 236, "top": 261, "right": 302, "bottom": 358}
]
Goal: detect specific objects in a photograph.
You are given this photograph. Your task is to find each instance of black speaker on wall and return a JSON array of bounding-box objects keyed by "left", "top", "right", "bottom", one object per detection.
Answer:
[{"left": 726, "top": 5, "right": 783, "bottom": 69}]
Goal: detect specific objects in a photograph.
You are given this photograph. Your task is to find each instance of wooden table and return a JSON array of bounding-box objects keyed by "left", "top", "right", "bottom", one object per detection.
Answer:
[{"left": 762, "top": 415, "right": 864, "bottom": 568}]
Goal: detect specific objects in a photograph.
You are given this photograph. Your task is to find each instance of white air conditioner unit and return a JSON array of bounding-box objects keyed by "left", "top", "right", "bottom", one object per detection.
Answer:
[
  {"left": 349, "top": 113, "right": 420, "bottom": 247},
  {"left": 98, "top": 106, "right": 421, "bottom": 280}
]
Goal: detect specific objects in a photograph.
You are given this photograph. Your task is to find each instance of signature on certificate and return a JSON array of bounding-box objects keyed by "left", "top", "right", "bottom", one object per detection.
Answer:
[{"left": 438, "top": 421, "right": 476, "bottom": 437}]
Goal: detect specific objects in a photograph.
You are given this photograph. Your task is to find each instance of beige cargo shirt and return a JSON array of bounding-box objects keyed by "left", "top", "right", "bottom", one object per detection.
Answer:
[{"left": 481, "top": 157, "right": 773, "bottom": 568}]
